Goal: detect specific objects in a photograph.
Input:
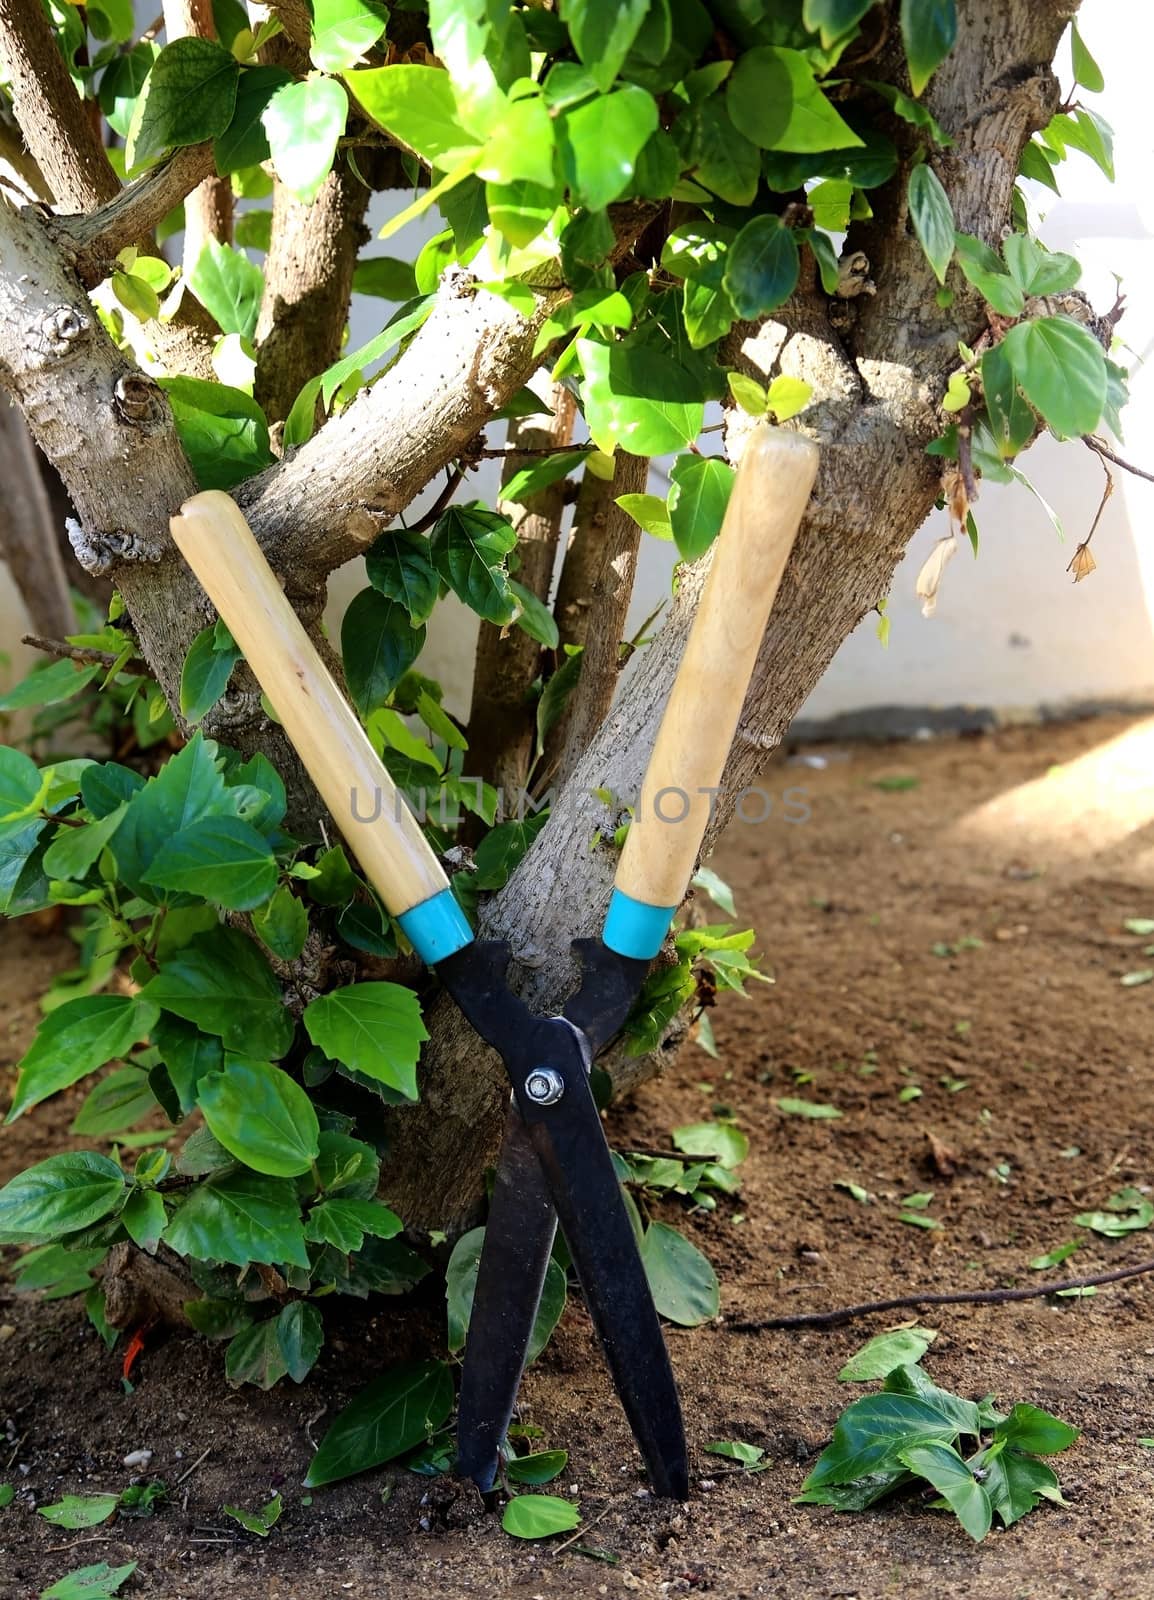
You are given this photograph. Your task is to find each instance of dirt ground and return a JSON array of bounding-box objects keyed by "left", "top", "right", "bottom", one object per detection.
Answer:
[{"left": 3, "top": 713, "right": 1154, "bottom": 1600}]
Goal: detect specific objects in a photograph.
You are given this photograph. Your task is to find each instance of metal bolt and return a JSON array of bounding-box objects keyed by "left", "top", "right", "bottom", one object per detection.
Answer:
[{"left": 524, "top": 1067, "right": 565, "bottom": 1106}]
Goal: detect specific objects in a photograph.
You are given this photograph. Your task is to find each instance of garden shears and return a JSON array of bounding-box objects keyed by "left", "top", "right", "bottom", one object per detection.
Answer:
[{"left": 170, "top": 424, "right": 819, "bottom": 1501}]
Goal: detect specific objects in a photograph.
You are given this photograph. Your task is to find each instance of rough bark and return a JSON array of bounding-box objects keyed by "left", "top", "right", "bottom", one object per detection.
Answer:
[
  {"left": 466, "top": 388, "right": 576, "bottom": 799},
  {"left": 376, "top": 0, "right": 1076, "bottom": 1228},
  {"left": 0, "top": 405, "right": 75, "bottom": 637},
  {"left": 254, "top": 165, "right": 373, "bottom": 424},
  {"left": 545, "top": 450, "right": 648, "bottom": 788}
]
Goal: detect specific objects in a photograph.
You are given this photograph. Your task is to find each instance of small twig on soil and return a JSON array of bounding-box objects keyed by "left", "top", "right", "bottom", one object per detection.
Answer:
[
  {"left": 3, "top": 1435, "right": 25, "bottom": 1471},
  {"left": 174, "top": 1444, "right": 212, "bottom": 1486},
  {"left": 304, "top": 1404, "right": 327, "bottom": 1451},
  {"left": 45, "top": 1536, "right": 128, "bottom": 1554},
  {"left": 552, "top": 1501, "right": 613, "bottom": 1557},
  {"left": 732, "top": 1253, "right": 1154, "bottom": 1331}
]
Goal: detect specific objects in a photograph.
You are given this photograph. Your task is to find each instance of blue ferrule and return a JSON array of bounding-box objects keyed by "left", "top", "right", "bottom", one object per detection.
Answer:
[
  {"left": 602, "top": 887, "right": 677, "bottom": 961},
  {"left": 399, "top": 887, "right": 474, "bottom": 966}
]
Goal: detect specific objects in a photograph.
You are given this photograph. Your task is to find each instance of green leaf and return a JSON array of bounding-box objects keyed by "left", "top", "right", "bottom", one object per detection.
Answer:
[
  {"left": 0, "top": 1483, "right": 12, "bottom": 1508},
  {"left": 163, "top": 1169, "right": 308, "bottom": 1268},
  {"left": 179, "top": 624, "right": 241, "bottom": 723},
  {"left": 502, "top": 1494, "right": 581, "bottom": 1539},
  {"left": 341, "top": 589, "right": 427, "bottom": 715},
  {"left": 723, "top": 214, "right": 800, "bottom": 320},
  {"left": 478, "top": 93, "right": 555, "bottom": 189},
  {"left": 558, "top": 85, "right": 658, "bottom": 211},
  {"left": 112, "top": 268, "right": 171, "bottom": 325},
  {"left": 226, "top": 1317, "right": 288, "bottom": 1388},
  {"left": 802, "top": 0, "right": 876, "bottom": 48},
  {"left": 277, "top": 1300, "right": 324, "bottom": 1382},
  {"left": 561, "top": 0, "right": 648, "bottom": 92},
  {"left": 616, "top": 492, "right": 672, "bottom": 541},
  {"left": 727, "top": 47, "right": 863, "bottom": 152},
  {"left": 671, "top": 1121, "right": 748, "bottom": 1170},
  {"left": 510, "top": 581, "right": 560, "bottom": 649},
  {"left": 153, "top": 1014, "right": 223, "bottom": 1115},
  {"left": 673, "top": 94, "right": 759, "bottom": 205},
  {"left": 0, "top": 1152, "right": 126, "bottom": 1243},
  {"left": 445, "top": 1226, "right": 567, "bottom": 1357},
  {"left": 578, "top": 339, "right": 703, "bottom": 456},
  {"left": 882, "top": 1363, "right": 982, "bottom": 1435},
  {"left": 306, "top": 1361, "right": 454, "bottom": 1486},
  {"left": 975, "top": 1444, "right": 1065, "bottom": 1528},
  {"left": 900, "top": 0, "right": 957, "bottom": 96},
  {"left": 214, "top": 64, "right": 291, "bottom": 175},
  {"left": 1070, "top": 20, "right": 1104, "bottom": 94},
  {"left": 142, "top": 816, "right": 276, "bottom": 911},
  {"left": 999, "top": 316, "right": 1106, "bottom": 438},
  {"left": 705, "top": 1439, "right": 765, "bottom": 1466},
  {"left": 0, "top": 745, "right": 46, "bottom": 823},
  {"left": 127, "top": 37, "right": 240, "bottom": 168},
  {"left": 1002, "top": 233, "right": 1081, "bottom": 297},
  {"left": 38, "top": 1495, "right": 120, "bottom": 1530},
  {"left": 161, "top": 376, "right": 274, "bottom": 492},
  {"left": 1043, "top": 108, "right": 1114, "bottom": 181},
  {"left": 345, "top": 65, "right": 480, "bottom": 168},
  {"left": 41, "top": 803, "right": 127, "bottom": 882},
  {"left": 898, "top": 1442, "right": 991, "bottom": 1541},
  {"left": 0, "top": 658, "right": 99, "bottom": 713},
  {"left": 667, "top": 455, "right": 735, "bottom": 562},
  {"left": 7, "top": 995, "right": 159, "bottom": 1122},
  {"left": 431, "top": 506, "right": 518, "bottom": 625},
  {"left": 185, "top": 1297, "right": 253, "bottom": 1339},
  {"left": 263, "top": 77, "right": 349, "bottom": 205},
  {"left": 838, "top": 1327, "right": 937, "bottom": 1381},
  {"left": 802, "top": 1393, "right": 962, "bottom": 1489},
  {"left": 768, "top": 373, "right": 814, "bottom": 422},
  {"left": 187, "top": 239, "right": 263, "bottom": 340},
  {"left": 139, "top": 926, "right": 295, "bottom": 1060},
  {"left": 198, "top": 1059, "right": 319, "bottom": 1177},
  {"left": 251, "top": 885, "right": 309, "bottom": 962},
  {"left": 640, "top": 1221, "right": 719, "bottom": 1327},
  {"left": 223, "top": 1493, "right": 283, "bottom": 1535},
  {"left": 908, "top": 164, "right": 954, "bottom": 285},
  {"left": 994, "top": 1402, "right": 1079, "bottom": 1456},
  {"left": 353, "top": 255, "right": 419, "bottom": 300},
  {"left": 81, "top": 762, "right": 144, "bottom": 820},
  {"left": 304, "top": 1196, "right": 402, "bottom": 1252},
  {"left": 775, "top": 1097, "right": 842, "bottom": 1119},
  {"left": 71, "top": 1067, "right": 157, "bottom": 1137},
  {"left": 366, "top": 529, "right": 441, "bottom": 625},
  {"left": 303, "top": 981, "right": 428, "bottom": 1102},
  {"left": 505, "top": 1448, "right": 569, "bottom": 1485},
  {"left": 310, "top": 0, "right": 387, "bottom": 72},
  {"left": 41, "top": 1562, "right": 138, "bottom": 1599},
  {"left": 100, "top": 43, "right": 156, "bottom": 139},
  {"left": 470, "top": 813, "right": 548, "bottom": 892},
  {"left": 981, "top": 343, "right": 1035, "bottom": 459},
  {"left": 502, "top": 449, "right": 591, "bottom": 503},
  {"left": 120, "top": 1188, "right": 167, "bottom": 1253}
]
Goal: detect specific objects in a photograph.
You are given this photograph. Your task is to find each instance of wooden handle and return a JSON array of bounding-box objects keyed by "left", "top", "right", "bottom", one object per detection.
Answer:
[
  {"left": 615, "top": 426, "right": 819, "bottom": 914},
  {"left": 169, "top": 491, "right": 451, "bottom": 921}
]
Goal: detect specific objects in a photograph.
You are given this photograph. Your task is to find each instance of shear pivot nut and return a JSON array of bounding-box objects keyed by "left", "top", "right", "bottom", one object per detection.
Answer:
[{"left": 524, "top": 1067, "right": 565, "bottom": 1106}]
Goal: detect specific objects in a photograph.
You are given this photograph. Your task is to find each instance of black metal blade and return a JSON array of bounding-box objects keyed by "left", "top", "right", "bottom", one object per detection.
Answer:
[
  {"left": 523, "top": 1041, "right": 689, "bottom": 1501},
  {"left": 563, "top": 938, "right": 650, "bottom": 1054},
  {"left": 437, "top": 946, "right": 688, "bottom": 1501},
  {"left": 456, "top": 1102, "right": 557, "bottom": 1494}
]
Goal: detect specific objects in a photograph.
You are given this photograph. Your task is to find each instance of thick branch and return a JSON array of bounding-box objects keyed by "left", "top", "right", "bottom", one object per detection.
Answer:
[
  {"left": 240, "top": 264, "right": 567, "bottom": 571},
  {"left": 466, "top": 387, "right": 576, "bottom": 799},
  {"left": 546, "top": 450, "right": 647, "bottom": 789},
  {"left": 254, "top": 163, "right": 373, "bottom": 424},
  {"left": 49, "top": 144, "right": 217, "bottom": 287},
  {"left": 0, "top": 0, "right": 119, "bottom": 211}
]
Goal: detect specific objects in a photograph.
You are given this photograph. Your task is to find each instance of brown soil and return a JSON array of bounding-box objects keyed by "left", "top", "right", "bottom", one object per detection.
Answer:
[{"left": 3, "top": 713, "right": 1154, "bottom": 1600}]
